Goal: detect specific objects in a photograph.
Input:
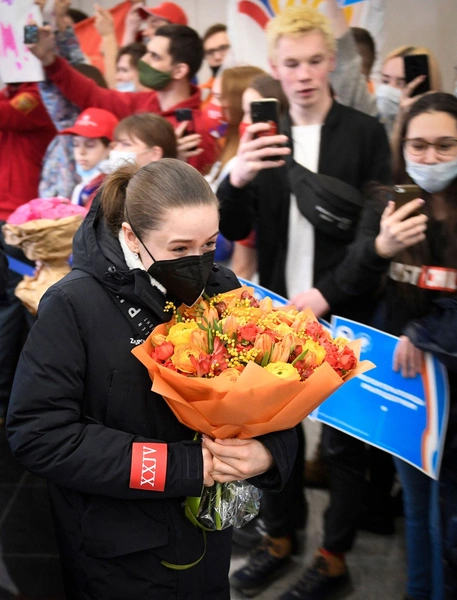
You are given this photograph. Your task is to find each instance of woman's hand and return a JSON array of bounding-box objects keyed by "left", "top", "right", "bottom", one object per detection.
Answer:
[
  {"left": 393, "top": 335, "right": 424, "bottom": 378},
  {"left": 202, "top": 446, "right": 215, "bottom": 487},
  {"left": 399, "top": 75, "right": 428, "bottom": 114},
  {"left": 375, "top": 199, "right": 428, "bottom": 259},
  {"left": 202, "top": 435, "right": 274, "bottom": 483}
]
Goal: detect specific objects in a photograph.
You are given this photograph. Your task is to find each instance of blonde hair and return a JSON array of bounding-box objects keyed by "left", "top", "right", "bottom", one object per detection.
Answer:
[
  {"left": 383, "top": 45, "right": 442, "bottom": 91},
  {"left": 266, "top": 6, "right": 336, "bottom": 58}
]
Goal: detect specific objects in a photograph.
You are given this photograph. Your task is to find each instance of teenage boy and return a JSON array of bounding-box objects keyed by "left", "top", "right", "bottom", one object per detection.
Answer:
[
  {"left": 218, "top": 6, "right": 391, "bottom": 600},
  {"left": 27, "top": 24, "right": 216, "bottom": 174}
]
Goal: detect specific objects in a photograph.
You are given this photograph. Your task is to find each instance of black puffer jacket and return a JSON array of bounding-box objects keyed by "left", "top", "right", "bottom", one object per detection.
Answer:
[{"left": 6, "top": 201, "right": 297, "bottom": 600}]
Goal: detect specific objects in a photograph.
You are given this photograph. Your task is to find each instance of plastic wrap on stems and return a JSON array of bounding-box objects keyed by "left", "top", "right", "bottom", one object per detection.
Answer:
[{"left": 194, "top": 480, "right": 262, "bottom": 531}]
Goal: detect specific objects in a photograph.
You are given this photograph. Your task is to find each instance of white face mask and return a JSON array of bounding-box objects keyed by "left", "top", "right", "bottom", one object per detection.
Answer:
[
  {"left": 108, "top": 150, "right": 137, "bottom": 170},
  {"left": 404, "top": 154, "right": 457, "bottom": 193},
  {"left": 376, "top": 84, "right": 402, "bottom": 120},
  {"left": 115, "top": 80, "right": 137, "bottom": 93}
]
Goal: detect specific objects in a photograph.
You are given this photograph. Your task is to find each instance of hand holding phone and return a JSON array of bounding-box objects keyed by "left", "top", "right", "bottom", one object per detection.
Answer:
[
  {"left": 392, "top": 184, "right": 423, "bottom": 217},
  {"left": 404, "top": 55, "right": 430, "bottom": 97},
  {"left": 175, "top": 108, "right": 202, "bottom": 159},
  {"left": 374, "top": 185, "right": 427, "bottom": 258},
  {"left": 24, "top": 24, "right": 39, "bottom": 44},
  {"left": 175, "top": 108, "right": 194, "bottom": 136},
  {"left": 250, "top": 98, "right": 280, "bottom": 138}
]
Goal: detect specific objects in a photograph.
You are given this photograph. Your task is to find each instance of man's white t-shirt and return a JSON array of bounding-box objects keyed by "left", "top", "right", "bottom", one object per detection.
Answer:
[{"left": 285, "top": 124, "right": 322, "bottom": 299}]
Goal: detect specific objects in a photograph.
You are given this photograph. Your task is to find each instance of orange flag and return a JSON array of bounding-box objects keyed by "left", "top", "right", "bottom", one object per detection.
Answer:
[{"left": 74, "top": 1, "right": 132, "bottom": 74}]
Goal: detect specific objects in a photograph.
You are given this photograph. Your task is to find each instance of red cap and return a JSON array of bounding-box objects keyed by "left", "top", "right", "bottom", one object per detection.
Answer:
[
  {"left": 59, "top": 108, "right": 119, "bottom": 140},
  {"left": 139, "top": 2, "right": 188, "bottom": 25}
]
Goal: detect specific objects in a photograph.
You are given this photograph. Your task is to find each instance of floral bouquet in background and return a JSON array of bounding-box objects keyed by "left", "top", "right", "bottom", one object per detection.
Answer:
[
  {"left": 2, "top": 198, "right": 87, "bottom": 315},
  {"left": 133, "top": 286, "right": 374, "bottom": 531}
]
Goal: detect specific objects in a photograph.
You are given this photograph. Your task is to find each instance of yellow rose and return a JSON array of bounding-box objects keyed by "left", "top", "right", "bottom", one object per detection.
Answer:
[
  {"left": 302, "top": 339, "right": 327, "bottom": 366},
  {"left": 271, "top": 322, "right": 294, "bottom": 339},
  {"left": 264, "top": 362, "right": 301, "bottom": 381},
  {"left": 167, "top": 322, "right": 199, "bottom": 346}
]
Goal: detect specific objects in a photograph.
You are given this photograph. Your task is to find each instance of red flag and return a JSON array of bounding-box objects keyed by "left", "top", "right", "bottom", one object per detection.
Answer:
[{"left": 74, "top": 1, "right": 132, "bottom": 74}]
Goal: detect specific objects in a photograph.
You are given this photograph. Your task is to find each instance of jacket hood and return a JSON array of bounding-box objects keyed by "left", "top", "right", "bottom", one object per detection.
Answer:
[{"left": 72, "top": 196, "right": 171, "bottom": 323}]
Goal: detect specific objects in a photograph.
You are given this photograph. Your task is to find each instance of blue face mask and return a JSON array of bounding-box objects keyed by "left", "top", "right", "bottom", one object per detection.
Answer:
[
  {"left": 405, "top": 155, "right": 457, "bottom": 193},
  {"left": 76, "top": 163, "right": 101, "bottom": 182},
  {"left": 115, "top": 80, "right": 137, "bottom": 93}
]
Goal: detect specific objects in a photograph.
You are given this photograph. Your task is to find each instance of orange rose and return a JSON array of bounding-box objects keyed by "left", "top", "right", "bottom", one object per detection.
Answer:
[
  {"left": 171, "top": 344, "right": 202, "bottom": 374},
  {"left": 217, "top": 367, "right": 242, "bottom": 382}
]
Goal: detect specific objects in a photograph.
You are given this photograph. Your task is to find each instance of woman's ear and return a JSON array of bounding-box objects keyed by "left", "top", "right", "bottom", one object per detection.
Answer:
[
  {"left": 121, "top": 222, "right": 140, "bottom": 254},
  {"left": 150, "top": 145, "right": 164, "bottom": 161}
]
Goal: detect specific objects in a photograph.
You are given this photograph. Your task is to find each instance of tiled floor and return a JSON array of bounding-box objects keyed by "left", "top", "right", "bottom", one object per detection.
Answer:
[{"left": 0, "top": 422, "right": 408, "bottom": 599}]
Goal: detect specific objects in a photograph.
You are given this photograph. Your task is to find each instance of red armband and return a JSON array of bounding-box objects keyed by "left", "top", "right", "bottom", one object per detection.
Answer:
[{"left": 129, "top": 442, "right": 167, "bottom": 492}]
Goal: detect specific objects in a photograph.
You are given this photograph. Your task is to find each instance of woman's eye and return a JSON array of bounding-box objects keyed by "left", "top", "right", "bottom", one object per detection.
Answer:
[
  {"left": 172, "top": 246, "right": 187, "bottom": 253},
  {"left": 204, "top": 241, "right": 217, "bottom": 249}
]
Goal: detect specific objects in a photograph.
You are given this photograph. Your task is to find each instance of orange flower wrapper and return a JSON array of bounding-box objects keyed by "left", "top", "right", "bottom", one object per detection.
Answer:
[{"left": 132, "top": 286, "right": 375, "bottom": 439}]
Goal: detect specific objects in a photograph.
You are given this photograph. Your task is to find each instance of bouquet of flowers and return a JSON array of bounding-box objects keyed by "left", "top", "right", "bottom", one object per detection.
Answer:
[
  {"left": 2, "top": 198, "right": 87, "bottom": 314},
  {"left": 133, "top": 286, "right": 373, "bottom": 532}
]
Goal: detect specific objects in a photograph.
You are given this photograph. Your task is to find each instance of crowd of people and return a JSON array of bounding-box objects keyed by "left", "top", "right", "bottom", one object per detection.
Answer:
[{"left": 0, "top": 1, "right": 456, "bottom": 599}]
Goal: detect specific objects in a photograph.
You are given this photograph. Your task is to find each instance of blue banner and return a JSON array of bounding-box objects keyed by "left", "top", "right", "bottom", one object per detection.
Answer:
[
  {"left": 238, "top": 279, "right": 449, "bottom": 478},
  {"left": 311, "top": 317, "right": 449, "bottom": 479}
]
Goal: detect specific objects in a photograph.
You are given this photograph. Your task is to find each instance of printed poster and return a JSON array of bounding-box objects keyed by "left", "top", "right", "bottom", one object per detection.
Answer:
[{"left": 0, "top": 0, "right": 44, "bottom": 83}]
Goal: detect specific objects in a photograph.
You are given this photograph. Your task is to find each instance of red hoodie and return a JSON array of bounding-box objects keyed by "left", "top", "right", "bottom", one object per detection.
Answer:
[
  {"left": 44, "top": 57, "right": 217, "bottom": 174},
  {"left": 0, "top": 83, "right": 57, "bottom": 221}
]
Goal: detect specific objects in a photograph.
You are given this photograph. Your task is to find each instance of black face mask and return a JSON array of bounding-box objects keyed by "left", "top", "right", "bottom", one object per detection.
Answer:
[
  {"left": 210, "top": 65, "right": 221, "bottom": 78},
  {"left": 147, "top": 251, "right": 215, "bottom": 307},
  {"left": 125, "top": 212, "right": 216, "bottom": 306}
]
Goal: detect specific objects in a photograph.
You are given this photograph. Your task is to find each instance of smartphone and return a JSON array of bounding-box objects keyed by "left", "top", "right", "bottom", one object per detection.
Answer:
[
  {"left": 23, "top": 24, "right": 39, "bottom": 44},
  {"left": 392, "top": 184, "right": 422, "bottom": 217},
  {"left": 175, "top": 108, "right": 194, "bottom": 136},
  {"left": 404, "top": 54, "right": 430, "bottom": 96},
  {"left": 250, "top": 98, "right": 280, "bottom": 137}
]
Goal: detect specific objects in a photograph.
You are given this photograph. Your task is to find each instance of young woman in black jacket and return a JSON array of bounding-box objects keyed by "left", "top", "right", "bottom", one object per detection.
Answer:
[
  {"left": 5, "top": 159, "right": 297, "bottom": 600},
  {"left": 340, "top": 92, "right": 457, "bottom": 600}
]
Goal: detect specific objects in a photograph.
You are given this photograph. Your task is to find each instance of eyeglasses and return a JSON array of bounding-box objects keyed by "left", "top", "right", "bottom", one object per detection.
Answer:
[
  {"left": 403, "top": 137, "right": 457, "bottom": 157},
  {"left": 204, "top": 44, "right": 230, "bottom": 58}
]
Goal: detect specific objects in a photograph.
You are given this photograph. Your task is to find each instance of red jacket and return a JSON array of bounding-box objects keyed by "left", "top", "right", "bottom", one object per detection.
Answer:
[
  {"left": 0, "top": 83, "right": 57, "bottom": 221},
  {"left": 45, "top": 57, "right": 217, "bottom": 174}
]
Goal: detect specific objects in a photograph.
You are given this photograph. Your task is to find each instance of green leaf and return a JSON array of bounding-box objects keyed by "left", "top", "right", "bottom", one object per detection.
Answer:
[{"left": 292, "top": 349, "right": 308, "bottom": 366}]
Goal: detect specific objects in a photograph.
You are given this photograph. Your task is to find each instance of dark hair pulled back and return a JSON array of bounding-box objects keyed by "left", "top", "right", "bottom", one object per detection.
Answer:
[{"left": 100, "top": 158, "right": 218, "bottom": 236}]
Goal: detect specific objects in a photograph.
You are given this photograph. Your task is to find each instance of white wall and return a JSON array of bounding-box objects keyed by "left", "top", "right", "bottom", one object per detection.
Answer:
[{"left": 73, "top": 0, "right": 457, "bottom": 92}]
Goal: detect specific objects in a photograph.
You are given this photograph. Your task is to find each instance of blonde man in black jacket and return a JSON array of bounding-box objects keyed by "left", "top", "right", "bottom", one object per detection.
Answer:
[{"left": 219, "top": 6, "right": 391, "bottom": 600}]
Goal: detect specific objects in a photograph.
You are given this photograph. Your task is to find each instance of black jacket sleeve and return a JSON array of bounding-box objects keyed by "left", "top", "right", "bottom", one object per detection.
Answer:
[
  {"left": 217, "top": 176, "right": 258, "bottom": 242},
  {"left": 317, "top": 195, "right": 391, "bottom": 306},
  {"left": 249, "top": 428, "right": 298, "bottom": 492},
  {"left": 6, "top": 286, "right": 204, "bottom": 500},
  {"left": 0, "top": 239, "right": 8, "bottom": 296}
]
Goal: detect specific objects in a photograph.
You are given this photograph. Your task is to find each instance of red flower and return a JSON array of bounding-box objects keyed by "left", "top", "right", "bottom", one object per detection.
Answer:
[
  {"left": 305, "top": 322, "right": 326, "bottom": 342},
  {"left": 154, "top": 341, "right": 174, "bottom": 362},
  {"left": 238, "top": 324, "right": 261, "bottom": 344}
]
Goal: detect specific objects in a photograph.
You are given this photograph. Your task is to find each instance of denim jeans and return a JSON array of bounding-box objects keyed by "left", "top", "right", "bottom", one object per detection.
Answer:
[{"left": 394, "top": 457, "right": 443, "bottom": 600}]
